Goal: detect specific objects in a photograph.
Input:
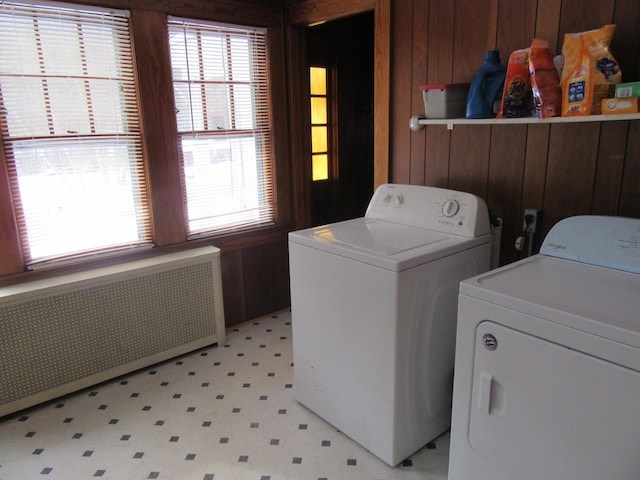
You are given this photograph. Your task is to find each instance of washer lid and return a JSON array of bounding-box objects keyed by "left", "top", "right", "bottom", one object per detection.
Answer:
[
  {"left": 460, "top": 254, "right": 640, "bottom": 349},
  {"left": 289, "top": 217, "right": 489, "bottom": 271}
]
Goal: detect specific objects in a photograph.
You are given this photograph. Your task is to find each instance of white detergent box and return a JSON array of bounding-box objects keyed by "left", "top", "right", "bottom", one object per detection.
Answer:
[{"left": 421, "top": 83, "right": 469, "bottom": 118}]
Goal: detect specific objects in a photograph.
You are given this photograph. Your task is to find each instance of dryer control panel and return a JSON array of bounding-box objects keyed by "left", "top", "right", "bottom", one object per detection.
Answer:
[
  {"left": 541, "top": 215, "right": 640, "bottom": 274},
  {"left": 365, "top": 184, "right": 490, "bottom": 237}
]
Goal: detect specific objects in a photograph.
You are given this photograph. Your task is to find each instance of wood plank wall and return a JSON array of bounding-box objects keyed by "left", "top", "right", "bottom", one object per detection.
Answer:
[{"left": 391, "top": 0, "right": 640, "bottom": 264}]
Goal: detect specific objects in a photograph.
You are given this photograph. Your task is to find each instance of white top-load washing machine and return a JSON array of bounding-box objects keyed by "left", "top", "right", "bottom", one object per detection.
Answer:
[
  {"left": 288, "top": 183, "right": 491, "bottom": 466},
  {"left": 449, "top": 215, "right": 640, "bottom": 480}
]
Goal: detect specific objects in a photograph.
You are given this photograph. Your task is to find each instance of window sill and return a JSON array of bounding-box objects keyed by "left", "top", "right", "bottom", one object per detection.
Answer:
[{"left": 0, "top": 223, "right": 295, "bottom": 288}]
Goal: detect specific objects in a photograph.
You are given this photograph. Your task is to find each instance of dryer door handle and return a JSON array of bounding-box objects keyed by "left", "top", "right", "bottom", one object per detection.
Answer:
[
  {"left": 477, "top": 372, "right": 494, "bottom": 414},
  {"left": 476, "top": 371, "right": 506, "bottom": 415}
]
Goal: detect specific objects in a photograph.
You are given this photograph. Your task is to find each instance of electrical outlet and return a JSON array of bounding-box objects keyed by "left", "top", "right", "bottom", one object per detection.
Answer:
[{"left": 523, "top": 209, "right": 541, "bottom": 234}]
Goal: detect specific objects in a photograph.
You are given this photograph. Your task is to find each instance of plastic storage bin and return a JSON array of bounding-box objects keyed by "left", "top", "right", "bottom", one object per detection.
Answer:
[{"left": 421, "top": 83, "right": 470, "bottom": 118}]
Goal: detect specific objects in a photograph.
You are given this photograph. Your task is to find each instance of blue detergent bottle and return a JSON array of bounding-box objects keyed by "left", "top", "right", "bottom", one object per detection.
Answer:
[{"left": 466, "top": 50, "right": 507, "bottom": 119}]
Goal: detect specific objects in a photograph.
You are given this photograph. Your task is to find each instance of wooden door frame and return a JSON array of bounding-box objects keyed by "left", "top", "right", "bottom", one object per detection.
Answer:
[{"left": 286, "top": 0, "right": 390, "bottom": 229}]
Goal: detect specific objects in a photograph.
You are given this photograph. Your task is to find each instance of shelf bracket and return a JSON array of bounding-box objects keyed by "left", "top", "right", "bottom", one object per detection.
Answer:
[{"left": 409, "top": 115, "right": 425, "bottom": 131}]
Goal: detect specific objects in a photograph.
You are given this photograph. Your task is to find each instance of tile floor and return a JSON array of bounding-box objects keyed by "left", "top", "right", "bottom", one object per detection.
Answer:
[{"left": 0, "top": 310, "right": 449, "bottom": 480}]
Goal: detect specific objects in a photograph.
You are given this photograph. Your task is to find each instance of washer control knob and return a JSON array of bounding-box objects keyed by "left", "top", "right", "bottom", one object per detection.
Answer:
[
  {"left": 442, "top": 199, "right": 460, "bottom": 217},
  {"left": 383, "top": 194, "right": 392, "bottom": 203},
  {"left": 396, "top": 194, "right": 405, "bottom": 205}
]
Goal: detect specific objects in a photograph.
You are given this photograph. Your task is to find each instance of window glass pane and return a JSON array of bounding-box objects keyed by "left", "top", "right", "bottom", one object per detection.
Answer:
[
  {"left": 311, "top": 126, "right": 327, "bottom": 153},
  {"left": 312, "top": 154, "right": 328, "bottom": 181},
  {"left": 89, "top": 79, "right": 129, "bottom": 133},
  {"left": 182, "top": 136, "right": 267, "bottom": 231},
  {"left": 14, "top": 139, "right": 146, "bottom": 259},
  {"left": 39, "top": 18, "right": 84, "bottom": 76},
  {"left": 1, "top": 77, "right": 50, "bottom": 137},
  {"left": 228, "top": 35, "right": 251, "bottom": 82},
  {"left": 232, "top": 84, "right": 255, "bottom": 129},
  {"left": 168, "top": 32, "right": 192, "bottom": 81},
  {"left": 200, "top": 34, "right": 226, "bottom": 79},
  {"left": 310, "top": 67, "right": 326, "bottom": 95},
  {"left": 0, "top": 15, "right": 40, "bottom": 73},
  {"left": 310, "top": 97, "right": 327, "bottom": 124},
  {"left": 174, "top": 83, "right": 200, "bottom": 131},
  {"left": 204, "top": 83, "right": 231, "bottom": 129},
  {"left": 82, "top": 23, "right": 121, "bottom": 78},
  {"left": 47, "top": 77, "right": 91, "bottom": 134}
]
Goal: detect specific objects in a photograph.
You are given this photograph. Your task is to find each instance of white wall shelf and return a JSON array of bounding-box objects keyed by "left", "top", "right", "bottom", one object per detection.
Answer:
[{"left": 410, "top": 113, "right": 640, "bottom": 130}]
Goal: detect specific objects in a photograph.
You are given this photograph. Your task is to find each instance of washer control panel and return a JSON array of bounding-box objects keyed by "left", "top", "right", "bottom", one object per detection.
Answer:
[
  {"left": 365, "top": 183, "right": 490, "bottom": 237},
  {"left": 442, "top": 199, "right": 460, "bottom": 217},
  {"left": 382, "top": 193, "right": 405, "bottom": 206}
]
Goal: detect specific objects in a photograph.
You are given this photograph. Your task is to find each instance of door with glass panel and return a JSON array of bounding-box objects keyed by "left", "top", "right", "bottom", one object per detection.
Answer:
[{"left": 307, "top": 13, "right": 374, "bottom": 227}]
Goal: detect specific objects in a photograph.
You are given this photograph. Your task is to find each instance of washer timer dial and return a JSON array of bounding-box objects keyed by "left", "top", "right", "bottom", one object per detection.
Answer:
[{"left": 442, "top": 199, "right": 460, "bottom": 217}]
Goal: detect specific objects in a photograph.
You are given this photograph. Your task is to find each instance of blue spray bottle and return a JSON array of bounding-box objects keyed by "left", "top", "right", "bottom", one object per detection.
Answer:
[{"left": 466, "top": 50, "right": 507, "bottom": 119}]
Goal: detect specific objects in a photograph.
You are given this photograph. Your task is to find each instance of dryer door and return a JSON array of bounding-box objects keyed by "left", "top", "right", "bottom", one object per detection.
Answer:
[{"left": 469, "top": 321, "right": 640, "bottom": 480}]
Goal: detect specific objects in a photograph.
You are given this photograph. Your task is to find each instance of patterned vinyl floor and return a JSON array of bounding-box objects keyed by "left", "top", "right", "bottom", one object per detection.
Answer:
[{"left": 0, "top": 311, "right": 449, "bottom": 480}]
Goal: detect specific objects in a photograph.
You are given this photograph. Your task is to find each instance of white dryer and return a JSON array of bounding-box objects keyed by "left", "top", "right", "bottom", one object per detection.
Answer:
[
  {"left": 288, "top": 184, "right": 491, "bottom": 466},
  {"left": 449, "top": 215, "right": 640, "bottom": 480}
]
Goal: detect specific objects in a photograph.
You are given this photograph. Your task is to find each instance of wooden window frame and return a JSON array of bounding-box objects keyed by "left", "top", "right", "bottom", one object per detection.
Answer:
[
  {"left": 168, "top": 17, "right": 275, "bottom": 235},
  {"left": 0, "top": 2, "right": 151, "bottom": 266},
  {"left": 0, "top": 1, "right": 292, "bottom": 282}
]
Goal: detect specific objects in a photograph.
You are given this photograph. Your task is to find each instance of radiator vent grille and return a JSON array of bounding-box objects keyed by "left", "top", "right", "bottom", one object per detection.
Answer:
[{"left": 0, "top": 246, "right": 225, "bottom": 416}]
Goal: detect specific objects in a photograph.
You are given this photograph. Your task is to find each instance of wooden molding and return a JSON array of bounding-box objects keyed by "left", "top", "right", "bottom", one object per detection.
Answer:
[{"left": 287, "top": 0, "right": 375, "bottom": 26}]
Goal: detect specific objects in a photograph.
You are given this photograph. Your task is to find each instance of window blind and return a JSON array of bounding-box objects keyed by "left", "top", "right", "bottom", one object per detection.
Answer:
[
  {"left": 167, "top": 17, "right": 274, "bottom": 235},
  {"left": 0, "top": 0, "right": 151, "bottom": 264}
]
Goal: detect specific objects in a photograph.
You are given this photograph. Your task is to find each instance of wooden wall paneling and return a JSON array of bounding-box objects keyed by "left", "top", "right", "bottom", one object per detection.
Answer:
[
  {"left": 130, "top": 9, "right": 186, "bottom": 247},
  {"left": 286, "top": 25, "right": 312, "bottom": 230},
  {"left": 426, "top": 0, "right": 454, "bottom": 82},
  {"left": 373, "top": 0, "right": 391, "bottom": 188},
  {"left": 618, "top": 121, "right": 640, "bottom": 218},
  {"left": 534, "top": 0, "right": 562, "bottom": 52},
  {"left": 591, "top": 121, "right": 628, "bottom": 215},
  {"left": 452, "top": 0, "right": 499, "bottom": 80},
  {"left": 558, "top": 0, "right": 616, "bottom": 36},
  {"left": 488, "top": 0, "right": 536, "bottom": 263},
  {"left": 220, "top": 249, "right": 246, "bottom": 327},
  {"left": 409, "top": 0, "right": 429, "bottom": 185},
  {"left": 424, "top": 0, "right": 455, "bottom": 188},
  {"left": 389, "top": 0, "right": 414, "bottom": 184},
  {"left": 487, "top": 125, "right": 527, "bottom": 265},
  {"left": 0, "top": 146, "right": 24, "bottom": 275},
  {"left": 496, "top": 0, "right": 538, "bottom": 55},
  {"left": 612, "top": 0, "right": 640, "bottom": 82},
  {"left": 424, "top": 126, "right": 450, "bottom": 188},
  {"left": 447, "top": 0, "right": 497, "bottom": 199},
  {"left": 267, "top": 14, "right": 294, "bottom": 227},
  {"left": 522, "top": 124, "right": 550, "bottom": 251},
  {"left": 448, "top": 125, "right": 491, "bottom": 199},
  {"left": 543, "top": 123, "right": 601, "bottom": 230},
  {"left": 522, "top": 125, "right": 550, "bottom": 208},
  {"left": 241, "top": 237, "right": 291, "bottom": 322}
]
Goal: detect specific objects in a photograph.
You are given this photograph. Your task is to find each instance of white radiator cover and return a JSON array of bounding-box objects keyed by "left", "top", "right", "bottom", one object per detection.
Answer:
[{"left": 0, "top": 246, "right": 225, "bottom": 417}]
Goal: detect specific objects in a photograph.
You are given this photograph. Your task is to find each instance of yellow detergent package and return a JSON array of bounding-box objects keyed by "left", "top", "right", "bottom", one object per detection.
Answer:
[{"left": 560, "top": 24, "right": 622, "bottom": 116}]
